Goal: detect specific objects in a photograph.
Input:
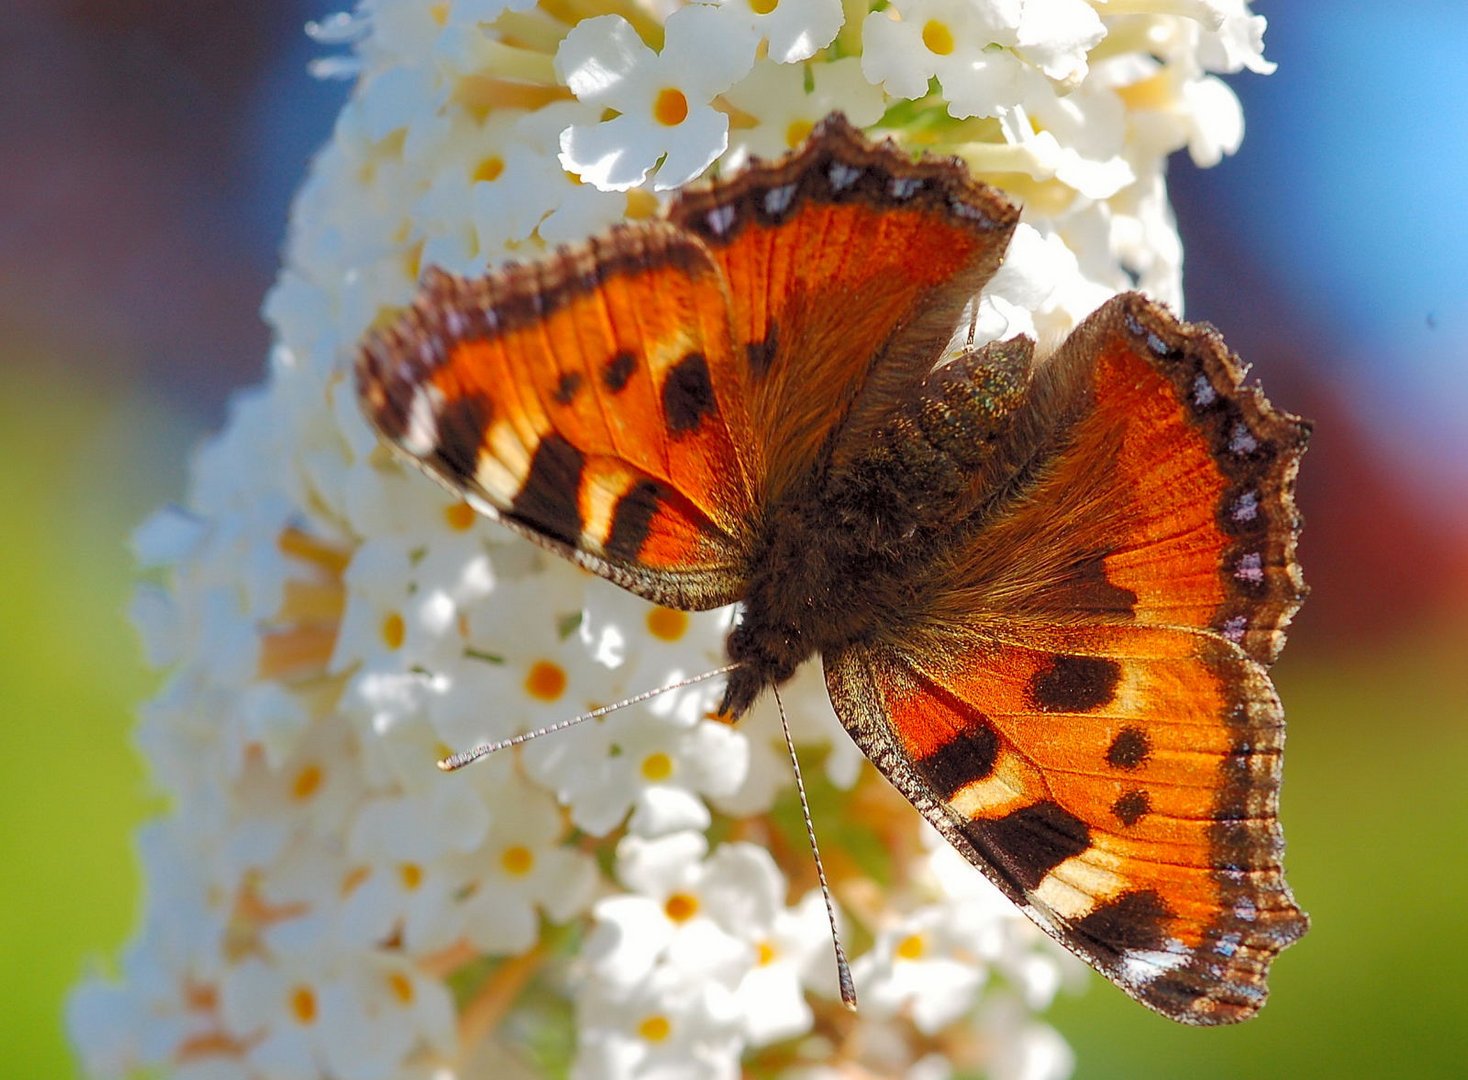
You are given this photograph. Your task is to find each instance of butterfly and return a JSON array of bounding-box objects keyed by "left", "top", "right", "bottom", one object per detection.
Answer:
[{"left": 356, "top": 113, "right": 1309, "bottom": 1025}]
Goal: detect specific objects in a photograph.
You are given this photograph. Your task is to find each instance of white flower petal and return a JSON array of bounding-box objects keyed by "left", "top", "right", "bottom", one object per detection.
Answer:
[{"left": 554, "top": 15, "right": 653, "bottom": 105}]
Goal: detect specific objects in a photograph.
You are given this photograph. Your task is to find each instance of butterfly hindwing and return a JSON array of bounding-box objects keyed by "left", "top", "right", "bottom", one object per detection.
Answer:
[
  {"left": 358, "top": 222, "right": 760, "bottom": 609},
  {"left": 826, "top": 624, "right": 1305, "bottom": 1025},
  {"left": 670, "top": 115, "right": 1019, "bottom": 503},
  {"left": 822, "top": 292, "right": 1309, "bottom": 1023}
]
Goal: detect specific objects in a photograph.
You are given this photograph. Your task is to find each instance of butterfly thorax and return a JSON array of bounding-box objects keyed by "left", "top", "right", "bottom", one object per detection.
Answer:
[
  {"left": 719, "top": 338, "right": 1051, "bottom": 719},
  {"left": 719, "top": 470, "right": 947, "bottom": 717}
]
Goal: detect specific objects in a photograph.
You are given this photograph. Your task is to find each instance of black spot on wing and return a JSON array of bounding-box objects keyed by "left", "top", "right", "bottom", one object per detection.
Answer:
[
  {"left": 1067, "top": 553, "right": 1138, "bottom": 616},
  {"left": 1072, "top": 889, "right": 1173, "bottom": 963},
  {"left": 664, "top": 352, "right": 715, "bottom": 435},
  {"left": 1107, "top": 727, "right": 1151, "bottom": 770},
  {"left": 916, "top": 719, "right": 999, "bottom": 801},
  {"left": 1029, "top": 655, "right": 1121, "bottom": 713},
  {"left": 967, "top": 800, "right": 1091, "bottom": 892},
  {"left": 1112, "top": 789, "right": 1151, "bottom": 827},
  {"left": 553, "top": 370, "right": 583, "bottom": 405},
  {"left": 509, "top": 434, "right": 584, "bottom": 547},
  {"left": 745, "top": 321, "right": 779, "bottom": 379},
  {"left": 603, "top": 350, "right": 636, "bottom": 393},
  {"left": 605, "top": 479, "right": 665, "bottom": 562},
  {"left": 429, "top": 393, "right": 493, "bottom": 486}
]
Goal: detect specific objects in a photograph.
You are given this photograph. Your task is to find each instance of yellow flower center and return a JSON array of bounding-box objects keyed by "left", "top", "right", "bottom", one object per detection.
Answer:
[
  {"left": 402, "top": 238, "right": 424, "bottom": 282},
  {"left": 380, "top": 611, "right": 406, "bottom": 651},
  {"left": 388, "top": 971, "right": 415, "bottom": 1004},
  {"left": 640, "top": 751, "right": 674, "bottom": 782},
  {"left": 638, "top": 1014, "right": 672, "bottom": 1042},
  {"left": 664, "top": 891, "right": 699, "bottom": 922},
  {"left": 922, "top": 20, "right": 956, "bottom": 56},
  {"left": 749, "top": 0, "right": 778, "bottom": 14},
  {"left": 399, "top": 862, "right": 424, "bottom": 891},
  {"left": 785, "top": 118, "right": 814, "bottom": 149},
  {"left": 653, "top": 87, "right": 689, "bottom": 126},
  {"left": 524, "top": 660, "right": 567, "bottom": 701},
  {"left": 290, "top": 986, "right": 318, "bottom": 1025},
  {"left": 443, "top": 501, "right": 477, "bottom": 531},
  {"left": 896, "top": 932, "right": 927, "bottom": 960},
  {"left": 291, "top": 764, "right": 323, "bottom": 801},
  {"left": 625, "top": 188, "right": 660, "bottom": 219},
  {"left": 500, "top": 844, "right": 535, "bottom": 876},
  {"left": 757, "top": 940, "right": 778, "bottom": 965},
  {"left": 472, "top": 155, "right": 505, "bottom": 184},
  {"left": 645, "top": 606, "right": 688, "bottom": 641},
  {"left": 340, "top": 865, "right": 370, "bottom": 897}
]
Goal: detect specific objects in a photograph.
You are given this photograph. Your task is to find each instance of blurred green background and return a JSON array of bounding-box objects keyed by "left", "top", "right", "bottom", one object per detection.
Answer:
[{"left": 3, "top": 3, "right": 1465, "bottom": 1077}]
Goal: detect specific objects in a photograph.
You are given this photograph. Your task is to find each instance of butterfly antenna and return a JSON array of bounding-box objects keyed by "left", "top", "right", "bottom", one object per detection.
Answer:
[
  {"left": 772, "top": 682, "right": 858, "bottom": 1010},
  {"left": 437, "top": 663, "right": 740, "bottom": 771}
]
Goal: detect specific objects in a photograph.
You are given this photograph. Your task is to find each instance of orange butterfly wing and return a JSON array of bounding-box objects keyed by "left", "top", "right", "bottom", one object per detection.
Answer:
[
  {"left": 358, "top": 114, "right": 1018, "bottom": 607},
  {"left": 358, "top": 223, "right": 758, "bottom": 609},
  {"left": 825, "top": 294, "right": 1309, "bottom": 1024},
  {"left": 670, "top": 116, "right": 1018, "bottom": 502}
]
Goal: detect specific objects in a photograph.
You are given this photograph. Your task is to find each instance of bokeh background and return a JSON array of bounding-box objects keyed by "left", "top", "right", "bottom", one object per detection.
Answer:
[{"left": 3, "top": 2, "right": 1465, "bottom": 1076}]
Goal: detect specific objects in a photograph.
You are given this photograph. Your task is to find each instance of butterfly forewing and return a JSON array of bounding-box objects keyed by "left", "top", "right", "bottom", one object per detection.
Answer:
[
  {"left": 670, "top": 116, "right": 1019, "bottom": 503},
  {"left": 358, "top": 223, "right": 759, "bottom": 610}
]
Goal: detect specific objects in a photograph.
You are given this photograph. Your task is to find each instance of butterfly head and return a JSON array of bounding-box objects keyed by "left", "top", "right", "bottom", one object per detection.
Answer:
[{"left": 718, "top": 620, "right": 807, "bottom": 718}]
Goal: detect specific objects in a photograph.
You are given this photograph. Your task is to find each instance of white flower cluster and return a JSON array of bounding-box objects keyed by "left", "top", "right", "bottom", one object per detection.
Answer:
[{"left": 71, "top": 2, "right": 1270, "bottom": 1078}]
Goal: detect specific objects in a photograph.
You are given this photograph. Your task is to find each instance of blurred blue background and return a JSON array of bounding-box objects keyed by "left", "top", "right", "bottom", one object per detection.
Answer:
[{"left": 2, "top": 3, "right": 1465, "bottom": 1076}]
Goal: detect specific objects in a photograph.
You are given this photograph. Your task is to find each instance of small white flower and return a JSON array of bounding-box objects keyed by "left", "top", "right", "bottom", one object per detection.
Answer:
[
  {"left": 980, "top": 998, "right": 1075, "bottom": 1080},
  {"left": 854, "top": 904, "right": 988, "bottom": 1034},
  {"left": 335, "top": 776, "right": 490, "bottom": 951},
  {"left": 575, "top": 962, "right": 745, "bottom": 1080},
  {"left": 578, "top": 576, "right": 732, "bottom": 677},
  {"left": 586, "top": 832, "right": 756, "bottom": 988},
  {"left": 711, "top": 0, "right": 844, "bottom": 64},
  {"left": 724, "top": 57, "right": 886, "bottom": 167},
  {"left": 1014, "top": 0, "right": 1105, "bottom": 86},
  {"left": 862, "top": 0, "right": 1026, "bottom": 119},
  {"left": 701, "top": 853, "right": 835, "bottom": 1045},
  {"left": 448, "top": 758, "right": 600, "bottom": 953},
  {"left": 556, "top": 8, "right": 758, "bottom": 190},
  {"left": 524, "top": 693, "right": 748, "bottom": 836}
]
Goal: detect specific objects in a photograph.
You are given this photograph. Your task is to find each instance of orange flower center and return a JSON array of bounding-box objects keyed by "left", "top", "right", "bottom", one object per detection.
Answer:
[
  {"left": 291, "top": 764, "right": 323, "bottom": 801},
  {"left": 524, "top": 660, "right": 567, "bottom": 701},
  {"left": 443, "top": 501, "right": 478, "bottom": 530},
  {"left": 645, "top": 606, "right": 689, "bottom": 641},
  {"left": 388, "top": 971, "right": 415, "bottom": 1004},
  {"left": 653, "top": 87, "right": 689, "bottom": 126},
  {"left": 664, "top": 891, "right": 699, "bottom": 922},
  {"left": 638, "top": 1014, "right": 672, "bottom": 1042},
  {"left": 380, "top": 611, "right": 406, "bottom": 651},
  {"left": 500, "top": 845, "right": 535, "bottom": 876},
  {"left": 472, "top": 156, "right": 505, "bottom": 184},
  {"left": 290, "top": 986, "right": 318, "bottom": 1025}
]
